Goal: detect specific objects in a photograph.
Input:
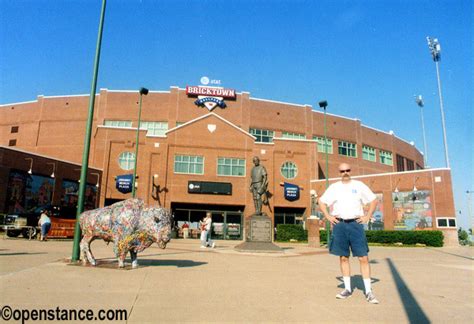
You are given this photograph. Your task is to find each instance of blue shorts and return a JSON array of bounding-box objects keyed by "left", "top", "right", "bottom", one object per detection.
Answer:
[{"left": 329, "top": 220, "right": 369, "bottom": 257}]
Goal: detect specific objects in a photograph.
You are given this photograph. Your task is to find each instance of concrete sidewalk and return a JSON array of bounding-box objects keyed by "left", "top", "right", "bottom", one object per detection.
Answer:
[{"left": 1, "top": 238, "right": 473, "bottom": 323}]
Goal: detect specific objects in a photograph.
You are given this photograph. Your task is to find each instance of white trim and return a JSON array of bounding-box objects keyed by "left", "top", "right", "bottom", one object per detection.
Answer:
[
  {"left": 0, "top": 100, "right": 38, "bottom": 107},
  {"left": 0, "top": 146, "right": 102, "bottom": 171},
  {"left": 166, "top": 112, "right": 256, "bottom": 140},
  {"left": 273, "top": 137, "right": 316, "bottom": 143},
  {"left": 43, "top": 94, "right": 91, "bottom": 99},
  {"left": 310, "top": 167, "right": 450, "bottom": 183},
  {"left": 250, "top": 97, "right": 307, "bottom": 108},
  {"left": 361, "top": 124, "right": 392, "bottom": 136}
]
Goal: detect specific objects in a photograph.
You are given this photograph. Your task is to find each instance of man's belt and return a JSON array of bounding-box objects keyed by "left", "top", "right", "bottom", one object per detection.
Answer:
[{"left": 335, "top": 217, "right": 359, "bottom": 223}]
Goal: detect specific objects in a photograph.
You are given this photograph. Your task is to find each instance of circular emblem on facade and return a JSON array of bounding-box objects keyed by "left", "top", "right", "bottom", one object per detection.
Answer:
[
  {"left": 200, "top": 76, "right": 210, "bottom": 85},
  {"left": 189, "top": 183, "right": 195, "bottom": 190}
]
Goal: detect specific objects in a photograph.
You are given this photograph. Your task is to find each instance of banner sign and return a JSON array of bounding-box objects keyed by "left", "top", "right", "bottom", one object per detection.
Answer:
[
  {"left": 186, "top": 85, "right": 236, "bottom": 111},
  {"left": 284, "top": 182, "right": 300, "bottom": 201},
  {"left": 186, "top": 86, "right": 236, "bottom": 99},
  {"left": 116, "top": 174, "right": 134, "bottom": 194}
]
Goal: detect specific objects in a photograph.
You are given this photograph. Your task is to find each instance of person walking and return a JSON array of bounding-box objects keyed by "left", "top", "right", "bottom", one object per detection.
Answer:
[
  {"left": 200, "top": 212, "right": 215, "bottom": 248},
  {"left": 319, "top": 163, "right": 379, "bottom": 304},
  {"left": 38, "top": 209, "right": 52, "bottom": 241}
]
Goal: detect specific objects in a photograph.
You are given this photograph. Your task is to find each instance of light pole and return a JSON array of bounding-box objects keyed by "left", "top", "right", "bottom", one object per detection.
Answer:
[
  {"left": 427, "top": 36, "right": 450, "bottom": 169},
  {"left": 415, "top": 95, "right": 428, "bottom": 167},
  {"left": 467, "top": 190, "right": 473, "bottom": 239},
  {"left": 132, "top": 87, "right": 149, "bottom": 198},
  {"left": 319, "top": 100, "right": 330, "bottom": 246},
  {"left": 72, "top": 0, "right": 107, "bottom": 262}
]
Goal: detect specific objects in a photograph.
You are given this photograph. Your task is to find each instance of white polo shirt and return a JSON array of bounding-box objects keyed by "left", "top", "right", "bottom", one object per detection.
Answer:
[{"left": 319, "top": 180, "right": 376, "bottom": 219}]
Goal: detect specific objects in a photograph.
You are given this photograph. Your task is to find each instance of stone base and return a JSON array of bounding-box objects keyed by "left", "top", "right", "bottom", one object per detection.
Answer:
[
  {"left": 245, "top": 213, "right": 273, "bottom": 243},
  {"left": 234, "top": 241, "right": 283, "bottom": 253}
]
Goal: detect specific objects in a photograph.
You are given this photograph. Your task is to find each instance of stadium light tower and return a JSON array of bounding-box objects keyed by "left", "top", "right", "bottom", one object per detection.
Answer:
[
  {"left": 427, "top": 36, "right": 450, "bottom": 169},
  {"left": 319, "top": 100, "right": 330, "bottom": 247},
  {"left": 132, "top": 87, "right": 149, "bottom": 198},
  {"left": 415, "top": 95, "right": 429, "bottom": 168}
]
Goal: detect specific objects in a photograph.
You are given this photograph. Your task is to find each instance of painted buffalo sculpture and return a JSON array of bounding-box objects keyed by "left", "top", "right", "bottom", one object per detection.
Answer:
[{"left": 79, "top": 198, "right": 173, "bottom": 268}]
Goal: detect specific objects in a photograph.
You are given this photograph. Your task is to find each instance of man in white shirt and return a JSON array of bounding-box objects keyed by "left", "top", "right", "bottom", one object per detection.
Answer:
[{"left": 319, "top": 163, "right": 379, "bottom": 304}]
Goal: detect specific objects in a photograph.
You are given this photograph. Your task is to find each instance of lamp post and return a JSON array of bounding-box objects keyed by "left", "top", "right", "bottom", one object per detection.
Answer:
[
  {"left": 415, "top": 95, "right": 429, "bottom": 168},
  {"left": 132, "top": 87, "right": 149, "bottom": 198},
  {"left": 467, "top": 190, "right": 473, "bottom": 239},
  {"left": 427, "top": 36, "right": 450, "bottom": 169},
  {"left": 319, "top": 100, "right": 330, "bottom": 246},
  {"left": 71, "top": 0, "right": 107, "bottom": 262}
]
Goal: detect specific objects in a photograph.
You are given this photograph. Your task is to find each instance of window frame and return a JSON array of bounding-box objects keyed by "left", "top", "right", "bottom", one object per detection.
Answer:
[
  {"left": 217, "top": 157, "right": 246, "bottom": 177},
  {"left": 436, "top": 217, "right": 457, "bottom": 228},
  {"left": 174, "top": 155, "right": 204, "bottom": 175},
  {"left": 313, "top": 136, "right": 333, "bottom": 154},
  {"left": 362, "top": 145, "right": 376, "bottom": 162},
  {"left": 281, "top": 132, "right": 306, "bottom": 140},
  {"left": 338, "top": 141, "right": 357, "bottom": 158},
  {"left": 380, "top": 150, "right": 393, "bottom": 166},
  {"left": 140, "top": 121, "right": 168, "bottom": 136},
  {"left": 280, "top": 161, "right": 298, "bottom": 179},
  {"left": 118, "top": 151, "right": 136, "bottom": 170},
  {"left": 249, "top": 128, "right": 275, "bottom": 143}
]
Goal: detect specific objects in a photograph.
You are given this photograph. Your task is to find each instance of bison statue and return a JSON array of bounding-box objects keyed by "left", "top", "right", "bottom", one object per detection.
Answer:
[{"left": 79, "top": 198, "right": 173, "bottom": 268}]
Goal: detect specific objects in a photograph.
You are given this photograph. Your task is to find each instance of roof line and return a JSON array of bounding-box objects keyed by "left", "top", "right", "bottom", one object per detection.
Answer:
[
  {"left": 310, "top": 167, "right": 450, "bottom": 183},
  {"left": 0, "top": 146, "right": 103, "bottom": 171}
]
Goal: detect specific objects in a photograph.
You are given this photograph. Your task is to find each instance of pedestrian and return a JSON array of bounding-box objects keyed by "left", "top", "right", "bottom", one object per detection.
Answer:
[
  {"left": 38, "top": 209, "right": 52, "bottom": 241},
  {"left": 319, "top": 163, "right": 379, "bottom": 304},
  {"left": 200, "top": 212, "right": 215, "bottom": 248}
]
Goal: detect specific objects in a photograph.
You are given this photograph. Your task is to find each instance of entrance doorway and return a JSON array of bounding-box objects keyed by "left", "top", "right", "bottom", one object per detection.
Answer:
[{"left": 171, "top": 203, "right": 244, "bottom": 240}]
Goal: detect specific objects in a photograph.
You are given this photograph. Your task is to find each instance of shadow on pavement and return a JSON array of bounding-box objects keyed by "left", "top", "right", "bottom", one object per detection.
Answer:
[
  {"left": 426, "top": 248, "right": 474, "bottom": 260},
  {"left": 0, "top": 252, "right": 48, "bottom": 256},
  {"left": 68, "top": 259, "right": 207, "bottom": 270},
  {"left": 336, "top": 275, "right": 380, "bottom": 292},
  {"left": 139, "top": 259, "right": 207, "bottom": 267},
  {"left": 386, "top": 258, "right": 430, "bottom": 324}
]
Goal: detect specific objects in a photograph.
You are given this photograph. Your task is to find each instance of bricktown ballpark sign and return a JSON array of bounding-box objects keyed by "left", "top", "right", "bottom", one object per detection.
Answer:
[{"left": 186, "top": 86, "right": 236, "bottom": 111}]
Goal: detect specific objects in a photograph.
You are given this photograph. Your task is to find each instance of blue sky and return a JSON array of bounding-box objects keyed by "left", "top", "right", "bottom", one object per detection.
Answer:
[{"left": 1, "top": 0, "right": 472, "bottom": 230}]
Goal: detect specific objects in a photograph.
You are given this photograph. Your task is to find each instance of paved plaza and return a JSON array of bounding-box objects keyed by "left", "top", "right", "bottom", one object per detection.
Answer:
[{"left": 0, "top": 237, "right": 473, "bottom": 323}]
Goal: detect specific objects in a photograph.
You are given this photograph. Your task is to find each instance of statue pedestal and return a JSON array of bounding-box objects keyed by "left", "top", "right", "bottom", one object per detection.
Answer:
[{"left": 235, "top": 213, "right": 283, "bottom": 252}]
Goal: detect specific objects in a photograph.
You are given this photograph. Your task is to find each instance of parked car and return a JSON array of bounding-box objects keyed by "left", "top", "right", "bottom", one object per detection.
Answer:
[{"left": 3, "top": 205, "right": 63, "bottom": 238}]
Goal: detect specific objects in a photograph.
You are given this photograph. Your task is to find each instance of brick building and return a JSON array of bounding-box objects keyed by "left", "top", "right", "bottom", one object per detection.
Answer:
[{"left": 0, "top": 86, "right": 457, "bottom": 242}]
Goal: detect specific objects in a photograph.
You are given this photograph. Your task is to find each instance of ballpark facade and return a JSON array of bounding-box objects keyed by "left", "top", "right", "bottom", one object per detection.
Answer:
[{"left": 0, "top": 86, "right": 457, "bottom": 243}]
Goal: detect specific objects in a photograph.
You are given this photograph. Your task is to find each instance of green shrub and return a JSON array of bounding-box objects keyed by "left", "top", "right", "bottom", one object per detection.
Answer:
[
  {"left": 318, "top": 229, "right": 443, "bottom": 247},
  {"left": 276, "top": 224, "right": 307, "bottom": 242}
]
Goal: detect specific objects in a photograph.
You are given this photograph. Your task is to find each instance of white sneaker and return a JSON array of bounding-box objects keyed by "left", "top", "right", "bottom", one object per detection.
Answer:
[
  {"left": 211, "top": 242, "right": 216, "bottom": 248},
  {"left": 366, "top": 291, "right": 379, "bottom": 304},
  {"left": 200, "top": 246, "right": 207, "bottom": 249}
]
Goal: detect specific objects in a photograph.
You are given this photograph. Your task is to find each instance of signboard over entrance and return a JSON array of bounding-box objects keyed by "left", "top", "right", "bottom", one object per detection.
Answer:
[{"left": 186, "top": 85, "right": 236, "bottom": 111}]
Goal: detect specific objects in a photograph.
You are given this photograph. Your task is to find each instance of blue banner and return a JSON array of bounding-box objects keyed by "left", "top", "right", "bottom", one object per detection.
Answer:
[
  {"left": 116, "top": 174, "right": 134, "bottom": 194},
  {"left": 284, "top": 182, "right": 300, "bottom": 201}
]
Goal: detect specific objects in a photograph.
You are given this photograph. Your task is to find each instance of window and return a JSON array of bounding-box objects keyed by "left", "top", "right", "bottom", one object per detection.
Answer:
[
  {"left": 11, "top": 126, "right": 19, "bottom": 133},
  {"left": 338, "top": 141, "right": 357, "bottom": 157},
  {"left": 249, "top": 128, "right": 274, "bottom": 143},
  {"left": 436, "top": 218, "right": 456, "bottom": 228},
  {"left": 104, "top": 120, "right": 132, "bottom": 128},
  {"left": 406, "top": 159, "right": 414, "bottom": 171},
  {"left": 217, "top": 158, "right": 245, "bottom": 176},
  {"left": 281, "top": 161, "right": 298, "bottom": 179},
  {"left": 313, "top": 136, "right": 333, "bottom": 154},
  {"left": 396, "top": 154, "right": 405, "bottom": 172},
  {"left": 380, "top": 150, "right": 393, "bottom": 166},
  {"left": 174, "top": 155, "right": 204, "bottom": 174},
  {"left": 140, "top": 121, "right": 168, "bottom": 136},
  {"left": 281, "top": 132, "right": 306, "bottom": 140},
  {"left": 8, "top": 139, "right": 16, "bottom": 146},
  {"left": 362, "top": 145, "right": 376, "bottom": 162},
  {"left": 176, "top": 122, "right": 185, "bottom": 127},
  {"left": 118, "top": 152, "right": 136, "bottom": 170}
]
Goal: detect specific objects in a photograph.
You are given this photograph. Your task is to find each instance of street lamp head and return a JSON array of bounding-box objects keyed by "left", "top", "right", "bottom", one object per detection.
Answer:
[
  {"left": 139, "top": 87, "right": 149, "bottom": 96},
  {"left": 318, "top": 100, "right": 328, "bottom": 109},
  {"left": 415, "top": 95, "right": 424, "bottom": 107}
]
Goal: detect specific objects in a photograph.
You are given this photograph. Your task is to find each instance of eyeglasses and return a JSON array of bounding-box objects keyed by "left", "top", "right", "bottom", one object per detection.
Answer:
[{"left": 339, "top": 169, "right": 351, "bottom": 173}]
